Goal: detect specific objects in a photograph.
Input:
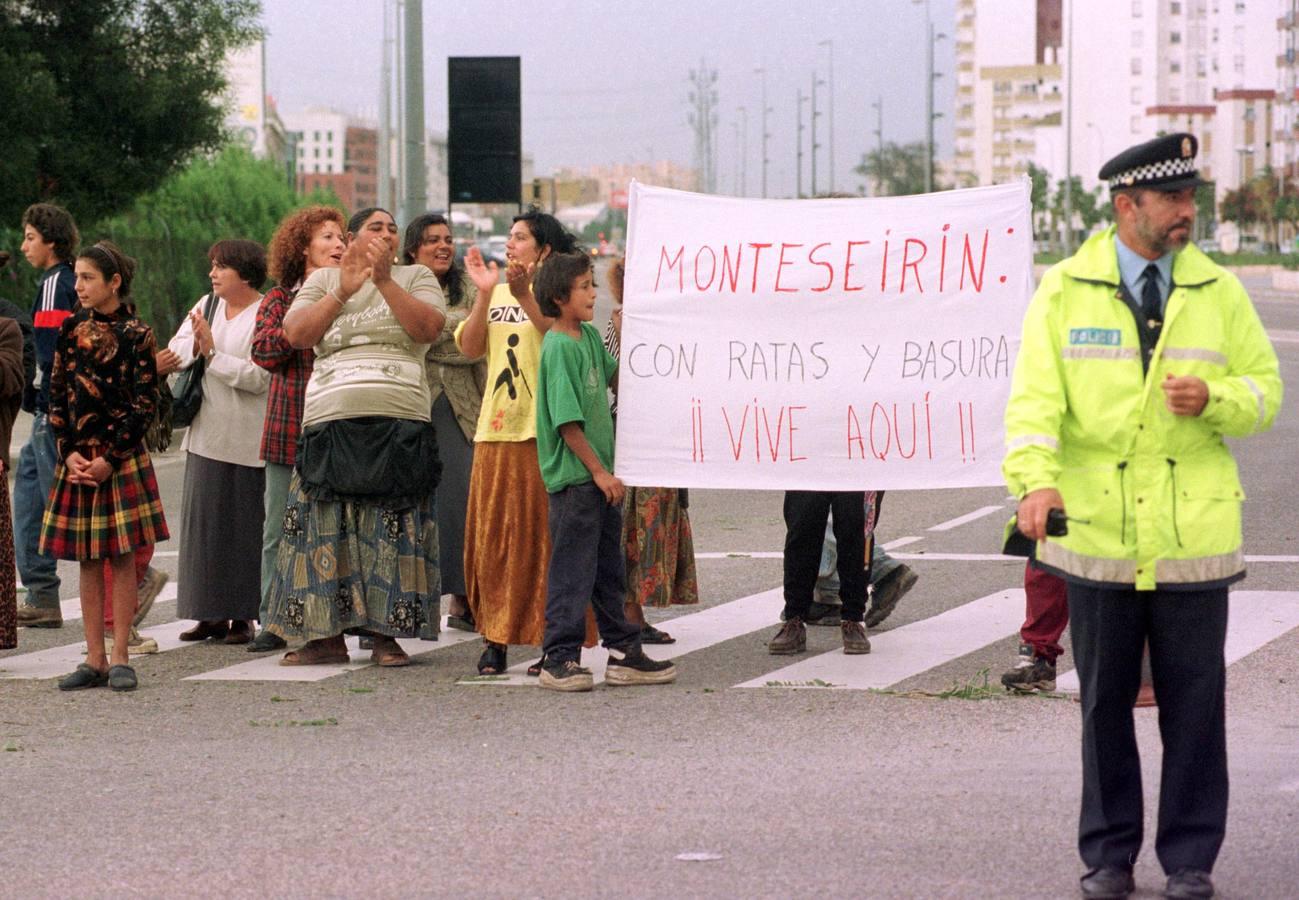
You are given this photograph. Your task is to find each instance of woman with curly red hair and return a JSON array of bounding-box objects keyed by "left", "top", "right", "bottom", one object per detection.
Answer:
[{"left": 246, "top": 205, "right": 346, "bottom": 651}]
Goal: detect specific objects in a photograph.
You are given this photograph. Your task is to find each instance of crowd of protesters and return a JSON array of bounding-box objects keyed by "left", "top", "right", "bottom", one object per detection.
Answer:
[{"left": 15, "top": 201, "right": 946, "bottom": 692}]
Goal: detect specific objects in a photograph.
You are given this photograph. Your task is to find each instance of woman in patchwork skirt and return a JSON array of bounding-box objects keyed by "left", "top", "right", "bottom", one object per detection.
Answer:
[
  {"left": 40, "top": 242, "right": 168, "bottom": 691},
  {"left": 262, "top": 207, "right": 446, "bottom": 667}
]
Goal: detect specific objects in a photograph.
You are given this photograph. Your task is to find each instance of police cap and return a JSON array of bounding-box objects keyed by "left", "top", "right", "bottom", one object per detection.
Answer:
[{"left": 1098, "top": 133, "right": 1203, "bottom": 192}]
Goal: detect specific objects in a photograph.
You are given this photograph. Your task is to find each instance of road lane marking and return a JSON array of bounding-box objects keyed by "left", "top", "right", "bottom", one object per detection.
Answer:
[
  {"left": 701, "top": 548, "right": 1299, "bottom": 561},
  {"left": 695, "top": 552, "right": 783, "bottom": 560},
  {"left": 460, "top": 588, "right": 785, "bottom": 688},
  {"left": 736, "top": 589, "right": 1024, "bottom": 690},
  {"left": 927, "top": 505, "right": 1007, "bottom": 532},
  {"left": 882, "top": 536, "right": 923, "bottom": 550},
  {"left": 0, "top": 620, "right": 193, "bottom": 680},
  {"left": 1266, "top": 329, "right": 1299, "bottom": 343},
  {"left": 1055, "top": 591, "right": 1299, "bottom": 694},
  {"left": 185, "top": 619, "right": 482, "bottom": 682}
]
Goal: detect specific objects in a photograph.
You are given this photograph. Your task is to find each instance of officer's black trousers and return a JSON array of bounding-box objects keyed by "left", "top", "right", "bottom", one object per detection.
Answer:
[{"left": 1067, "top": 583, "right": 1229, "bottom": 874}]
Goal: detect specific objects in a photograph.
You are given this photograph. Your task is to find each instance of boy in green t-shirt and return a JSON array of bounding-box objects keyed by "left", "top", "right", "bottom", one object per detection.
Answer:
[{"left": 533, "top": 253, "right": 677, "bottom": 693}]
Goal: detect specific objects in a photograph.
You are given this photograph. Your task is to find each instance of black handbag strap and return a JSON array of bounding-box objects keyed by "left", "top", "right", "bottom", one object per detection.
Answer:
[{"left": 200, "top": 291, "right": 220, "bottom": 323}]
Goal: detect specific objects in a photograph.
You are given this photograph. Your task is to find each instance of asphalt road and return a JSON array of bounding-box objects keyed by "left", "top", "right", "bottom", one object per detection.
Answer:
[{"left": 0, "top": 272, "right": 1296, "bottom": 899}]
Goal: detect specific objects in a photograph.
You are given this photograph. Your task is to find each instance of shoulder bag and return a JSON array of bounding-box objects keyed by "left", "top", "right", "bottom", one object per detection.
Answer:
[{"left": 170, "top": 292, "right": 220, "bottom": 428}]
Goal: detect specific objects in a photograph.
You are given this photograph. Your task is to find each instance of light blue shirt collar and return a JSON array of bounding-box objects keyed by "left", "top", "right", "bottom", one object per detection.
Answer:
[{"left": 1114, "top": 233, "right": 1173, "bottom": 310}]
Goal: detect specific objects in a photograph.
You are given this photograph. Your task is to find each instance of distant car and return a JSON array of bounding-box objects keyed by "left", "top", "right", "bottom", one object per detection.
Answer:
[
  {"left": 473, "top": 236, "right": 508, "bottom": 268},
  {"left": 1198, "top": 238, "right": 1219, "bottom": 253}
]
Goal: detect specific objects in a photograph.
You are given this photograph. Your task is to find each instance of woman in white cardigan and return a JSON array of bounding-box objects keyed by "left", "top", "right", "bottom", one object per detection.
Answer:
[{"left": 157, "top": 240, "right": 271, "bottom": 644}]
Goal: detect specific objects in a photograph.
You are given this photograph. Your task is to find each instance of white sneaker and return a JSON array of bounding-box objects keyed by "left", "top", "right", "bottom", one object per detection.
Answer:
[
  {"left": 104, "top": 627, "right": 160, "bottom": 655},
  {"left": 133, "top": 567, "right": 169, "bottom": 627}
]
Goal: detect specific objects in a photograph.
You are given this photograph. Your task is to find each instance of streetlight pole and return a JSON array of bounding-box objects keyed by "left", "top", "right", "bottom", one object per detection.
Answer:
[
  {"left": 916, "top": 0, "right": 934, "bottom": 193},
  {"left": 811, "top": 70, "right": 825, "bottom": 196},
  {"left": 402, "top": 0, "right": 425, "bottom": 223},
  {"left": 755, "top": 66, "right": 771, "bottom": 198},
  {"left": 818, "top": 39, "right": 835, "bottom": 193},
  {"left": 796, "top": 87, "right": 807, "bottom": 198},
  {"left": 378, "top": 0, "right": 393, "bottom": 210},
  {"left": 738, "top": 105, "right": 748, "bottom": 196},
  {"left": 1063, "top": 0, "right": 1075, "bottom": 254}
]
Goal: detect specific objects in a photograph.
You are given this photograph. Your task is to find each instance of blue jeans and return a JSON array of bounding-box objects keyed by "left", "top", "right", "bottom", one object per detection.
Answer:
[
  {"left": 12, "top": 413, "right": 60, "bottom": 608},
  {"left": 542, "top": 482, "right": 639, "bottom": 664}
]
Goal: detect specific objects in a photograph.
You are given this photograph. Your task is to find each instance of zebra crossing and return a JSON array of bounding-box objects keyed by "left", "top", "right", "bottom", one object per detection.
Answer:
[{"left": 4, "top": 580, "right": 1297, "bottom": 692}]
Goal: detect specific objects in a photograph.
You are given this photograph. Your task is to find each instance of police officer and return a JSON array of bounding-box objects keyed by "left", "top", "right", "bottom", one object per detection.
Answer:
[{"left": 1003, "top": 133, "right": 1282, "bottom": 899}]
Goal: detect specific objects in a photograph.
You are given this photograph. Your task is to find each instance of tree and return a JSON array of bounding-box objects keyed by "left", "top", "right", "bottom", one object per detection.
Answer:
[
  {"left": 1219, "top": 173, "right": 1278, "bottom": 246},
  {"left": 854, "top": 142, "right": 930, "bottom": 197},
  {"left": 0, "top": 0, "right": 262, "bottom": 225},
  {"left": 98, "top": 147, "right": 339, "bottom": 337}
]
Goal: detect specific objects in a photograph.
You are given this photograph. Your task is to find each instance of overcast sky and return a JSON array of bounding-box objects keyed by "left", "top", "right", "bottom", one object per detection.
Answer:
[{"left": 261, "top": 0, "right": 955, "bottom": 196}]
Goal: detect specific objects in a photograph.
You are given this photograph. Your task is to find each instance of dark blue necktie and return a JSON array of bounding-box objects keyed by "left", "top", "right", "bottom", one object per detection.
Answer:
[{"left": 1141, "top": 263, "right": 1162, "bottom": 329}]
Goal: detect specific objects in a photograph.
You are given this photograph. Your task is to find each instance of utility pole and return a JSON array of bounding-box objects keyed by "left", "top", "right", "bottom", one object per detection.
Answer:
[
  {"left": 755, "top": 66, "right": 771, "bottom": 198},
  {"left": 688, "top": 60, "right": 719, "bottom": 193},
  {"left": 818, "top": 39, "right": 835, "bottom": 193},
  {"left": 738, "top": 105, "right": 748, "bottom": 196},
  {"left": 402, "top": 0, "right": 425, "bottom": 221},
  {"left": 378, "top": 0, "right": 393, "bottom": 210},
  {"left": 871, "top": 95, "right": 884, "bottom": 195},
  {"left": 732, "top": 119, "right": 741, "bottom": 195},
  {"left": 796, "top": 87, "right": 807, "bottom": 198},
  {"left": 394, "top": 0, "right": 405, "bottom": 211},
  {"left": 1063, "top": 0, "right": 1075, "bottom": 254},
  {"left": 811, "top": 70, "right": 825, "bottom": 196}
]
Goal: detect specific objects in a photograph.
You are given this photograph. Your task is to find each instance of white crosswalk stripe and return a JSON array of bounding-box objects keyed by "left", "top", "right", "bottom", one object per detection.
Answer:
[
  {"left": 1054, "top": 591, "right": 1299, "bottom": 694},
  {"left": 737, "top": 589, "right": 1024, "bottom": 690},
  {"left": 5, "top": 586, "right": 1297, "bottom": 691},
  {"left": 186, "top": 622, "right": 481, "bottom": 682}
]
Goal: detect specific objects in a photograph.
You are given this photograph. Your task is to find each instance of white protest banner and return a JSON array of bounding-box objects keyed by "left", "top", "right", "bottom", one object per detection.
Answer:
[{"left": 614, "top": 180, "right": 1034, "bottom": 491}]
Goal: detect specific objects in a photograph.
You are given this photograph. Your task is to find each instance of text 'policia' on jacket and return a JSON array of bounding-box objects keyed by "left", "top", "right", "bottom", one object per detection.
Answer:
[{"left": 1003, "top": 226, "right": 1282, "bottom": 592}]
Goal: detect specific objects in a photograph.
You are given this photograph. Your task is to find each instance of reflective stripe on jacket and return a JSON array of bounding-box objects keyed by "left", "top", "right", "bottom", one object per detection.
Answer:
[{"left": 1003, "top": 226, "right": 1282, "bottom": 591}]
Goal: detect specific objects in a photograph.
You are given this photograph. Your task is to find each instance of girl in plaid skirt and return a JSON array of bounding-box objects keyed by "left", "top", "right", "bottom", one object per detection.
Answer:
[{"left": 40, "top": 241, "right": 169, "bottom": 692}]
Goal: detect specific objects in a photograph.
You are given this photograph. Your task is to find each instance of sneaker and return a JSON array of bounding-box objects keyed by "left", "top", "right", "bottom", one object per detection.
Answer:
[
  {"left": 16, "top": 604, "right": 63, "bottom": 628},
  {"left": 1000, "top": 643, "right": 1056, "bottom": 693},
  {"left": 606, "top": 645, "right": 676, "bottom": 686},
  {"left": 841, "top": 620, "right": 871, "bottom": 654},
  {"left": 539, "top": 659, "right": 594, "bottom": 693},
  {"left": 804, "top": 599, "right": 843, "bottom": 626},
  {"left": 865, "top": 564, "right": 918, "bottom": 628},
  {"left": 768, "top": 617, "right": 807, "bottom": 655},
  {"left": 104, "top": 627, "right": 160, "bottom": 655},
  {"left": 133, "top": 567, "right": 169, "bottom": 627}
]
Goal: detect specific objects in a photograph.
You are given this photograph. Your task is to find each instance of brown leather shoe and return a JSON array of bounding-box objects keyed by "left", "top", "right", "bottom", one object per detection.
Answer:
[
  {"left": 17, "top": 605, "right": 63, "bottom": 628},
  {"left": 841, "top": 620, "right": 871, "bottom": 655},
  {"left": 179, "top": 620, "right": 229, "bottom": 641},
  {"left": 768, "top": 617, "right": 807, "bottom": 655}
]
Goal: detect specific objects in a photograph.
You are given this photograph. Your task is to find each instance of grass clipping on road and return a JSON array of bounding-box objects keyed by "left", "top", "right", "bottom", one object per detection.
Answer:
[{"left": 870, "top": 668, "right": 1069, "bottom": 702}]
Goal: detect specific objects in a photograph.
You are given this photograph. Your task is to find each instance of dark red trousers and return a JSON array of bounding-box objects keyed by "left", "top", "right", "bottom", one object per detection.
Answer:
[{"left": 1021, "top": 563, "right": 1068, "bottom": 662}]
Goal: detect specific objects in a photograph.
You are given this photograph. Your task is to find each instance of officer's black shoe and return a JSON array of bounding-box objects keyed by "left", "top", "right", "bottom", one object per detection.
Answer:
[
  {"left": 1080, "top": 866, "right": 1135, "bottom": 899},
  {"left": 1163, "top": 869, "right": 1214, "bottom": 899}
]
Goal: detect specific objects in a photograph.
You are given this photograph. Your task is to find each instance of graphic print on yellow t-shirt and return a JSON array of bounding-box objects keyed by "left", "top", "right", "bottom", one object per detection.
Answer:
[{"left": 456, "top": 283, "right": 543, "bottom": 442}]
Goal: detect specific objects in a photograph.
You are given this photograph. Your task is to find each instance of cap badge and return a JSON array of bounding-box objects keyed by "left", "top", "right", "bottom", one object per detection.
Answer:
[{"left": 1181, "top": 137, "right": 1192, "bottom": 158}]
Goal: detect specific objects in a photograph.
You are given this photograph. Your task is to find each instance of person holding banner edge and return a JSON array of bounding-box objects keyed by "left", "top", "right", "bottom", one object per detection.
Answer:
[{"left": 1004, "top": 133, "right": 1281, "bottom": 900}]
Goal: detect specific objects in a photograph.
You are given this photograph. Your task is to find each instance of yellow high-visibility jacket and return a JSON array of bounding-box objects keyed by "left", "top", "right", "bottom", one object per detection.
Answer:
[{"left": 1003, "top": 227, "right": 1282, "bottom": 590}]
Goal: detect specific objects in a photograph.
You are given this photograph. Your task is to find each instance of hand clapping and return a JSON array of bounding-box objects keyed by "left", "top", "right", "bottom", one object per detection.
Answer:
[
  {"left": 464, "top": 246, "right": 499, "bottom": 297},
  {"left": 337, "top": 234, "right": 374, "bottom": 302}
]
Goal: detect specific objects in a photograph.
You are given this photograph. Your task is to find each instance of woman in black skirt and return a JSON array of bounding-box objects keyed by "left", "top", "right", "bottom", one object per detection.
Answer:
[{"left": 157, "top": 241, "right": 270, "bottom": 644}]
